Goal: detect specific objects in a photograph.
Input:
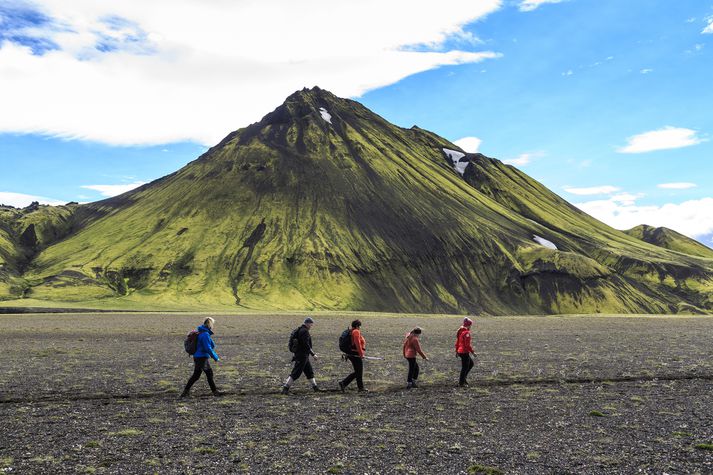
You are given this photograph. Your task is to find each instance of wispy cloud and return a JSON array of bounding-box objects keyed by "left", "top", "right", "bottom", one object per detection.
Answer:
[
  {"left": 81, "top": 181, "right": 146, "bottom": 197},
  {"left": 640, "top": 68, "right": 653, "bottom": 74},
  {"left": 453, "top": 136, "right": 482, "bottom": 153},
  {"left": 564, "top": 185, "right": 620, "bottom": 196},
  {"left": 503, "top": 151, "right": 543, "bottom": 167},
  {"left": 575, "top": 195, "right": 713, "bottom": 239},
  {"left": 0, "top": 191, "right": 66, "bottom": 207},
  {"left": 617, "top": 126, "right": 706, "bottom": 154},
  {"left": 657, "top": 182, "right": 697, "bottom": 190},
  {"left": 0, "top": 0, "right": 503, "bottom": 146},
  {"left": 703, "top": 16, "right": 713, "bottom": 34},
  {"left": 519, "top": 0, "right": 566, "bottom": 12}
]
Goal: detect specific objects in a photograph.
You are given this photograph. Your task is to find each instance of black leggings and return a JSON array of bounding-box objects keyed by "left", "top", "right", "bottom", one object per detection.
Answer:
[
  {"left": 341, "top": 355, "right": 364, "bottom": 390},
  {"left": 183, "top": 357, "right": 217, "bottom": 393},
  {"left": 290, "top": 355, "right": 314, "bottom": 380},
  {"left": 406, "top": 358, "right": 419, "bottom": 383},
  {"left": 459, "top": 353, "right": 474, "bottom": 384}
]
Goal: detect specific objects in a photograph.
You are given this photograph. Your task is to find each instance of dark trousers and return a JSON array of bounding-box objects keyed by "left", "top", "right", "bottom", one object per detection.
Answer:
[
  {"left": 406, "top": 358, "right": 420, "bottom": 383},
  {"left": 341, "top": 355, "right": 364, "bottom": 390},
  {"left": 290, "top": 355, "right": 314, "bottom": 381},
  {"left": 183, "top": 357, "right": 217, "bottom": 394},
  {"left": 459, "top": 353, "right": 474, "bottom": 384}
]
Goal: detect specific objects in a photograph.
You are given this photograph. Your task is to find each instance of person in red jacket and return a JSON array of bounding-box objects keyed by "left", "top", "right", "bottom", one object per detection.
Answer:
[
  {"left": 339, "top": 319, "right": 368, "bottom": 392},
  {"left": 456, "top": 317, "right": 477, "bottom": 386},
  {"left": 403, "top": 327, "right": 428, "bottom": 389}
]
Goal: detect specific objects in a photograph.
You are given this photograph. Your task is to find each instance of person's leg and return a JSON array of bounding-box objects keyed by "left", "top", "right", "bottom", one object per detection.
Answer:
[
  {"left": 468, "top": 355, "right": 474, "bottom": 376},
  {"left": 202, "top": 360, "right": 218, "bottom": 393},
  {"left": 459, "top": 353, "right": 469, "bottom": 385},
  {"left": 283, "top": 356, "right": 307, "bottom": 392},
  {"left": 303, "top": 360, "right": 320, "bottom": 390},
  {"left": 182, "top": 357, "right": 205, "bottom": 396},
  {"left": 354, "top": 356, "right": 364, "bottom": 390},
  {"left": 341, "top": 356, "right": 358, "bottom": 388},
  {"left": 413, "top": 360, "right": 420, "bottom": 382},
  {"left": 407, "top": 358, "right": 416, "bottom": 383}
]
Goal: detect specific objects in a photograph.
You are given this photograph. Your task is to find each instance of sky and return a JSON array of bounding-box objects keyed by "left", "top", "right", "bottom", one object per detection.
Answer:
[{"left": 1, "top": 0, "right": 712, "bottom": 246}]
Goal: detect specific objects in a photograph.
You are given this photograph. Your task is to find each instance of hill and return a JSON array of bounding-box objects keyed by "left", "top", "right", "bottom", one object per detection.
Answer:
[
  {"left": 624, "top": 225, "right": 713, "bottom": 259},
  {"left": 1, "top": 88, "right": 711, "bottom": 314}
]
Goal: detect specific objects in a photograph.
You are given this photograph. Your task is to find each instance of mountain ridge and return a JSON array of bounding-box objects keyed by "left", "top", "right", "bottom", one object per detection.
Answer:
[{"left": 1, "top": 87, "right": 711, "bottom": 314}]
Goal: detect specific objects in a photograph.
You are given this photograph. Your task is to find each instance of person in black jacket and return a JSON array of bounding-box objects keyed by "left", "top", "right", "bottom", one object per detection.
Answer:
[{"left": 281, "top": 317, "right": 322, "bottom": 394}]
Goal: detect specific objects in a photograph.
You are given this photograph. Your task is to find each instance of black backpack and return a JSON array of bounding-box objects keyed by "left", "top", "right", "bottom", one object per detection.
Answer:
[
  {"left": 288, "top": 327, "right": 300, "bottom": 353},
  {"left": 338, "top": 328, "right": 352, "bottom": 354},
  {"left": 184, "top": 329, "right": 199, "bottom": 355}
]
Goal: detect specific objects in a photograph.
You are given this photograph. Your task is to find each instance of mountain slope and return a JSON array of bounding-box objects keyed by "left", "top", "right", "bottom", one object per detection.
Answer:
[
  {"left": 3, "top": 88, "right": 712, "bottom": 314},
  {"left": 623, "top": 225, "right": 713, "bottom": 259}
]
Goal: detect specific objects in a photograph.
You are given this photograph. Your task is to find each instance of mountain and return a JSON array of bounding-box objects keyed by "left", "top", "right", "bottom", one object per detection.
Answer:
[
  {"left": 623, "top": 225, "right": 713, "bottom": 259},
  {"left": 1, "top": 87, "right": 712, "bottom": 314}
]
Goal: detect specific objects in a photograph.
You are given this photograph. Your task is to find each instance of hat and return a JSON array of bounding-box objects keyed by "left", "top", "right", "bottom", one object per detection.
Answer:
[
  {"left": 304, "top": 317, "right": 315, "bottom": 324},
  {"left": 463, "top": 317, "right": 473, "bottom": 327}
]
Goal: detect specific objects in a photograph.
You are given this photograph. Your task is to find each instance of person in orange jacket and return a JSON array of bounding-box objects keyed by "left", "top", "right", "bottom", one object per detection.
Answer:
[
  {"left": 403, "top": 327, "right": 428, "bottom": 389},
  {"left": 456, "top": 317, "right": 477, "bottom": 387},
  {"left": 339, "top": 319, "right": 368, "bottom": 392}
]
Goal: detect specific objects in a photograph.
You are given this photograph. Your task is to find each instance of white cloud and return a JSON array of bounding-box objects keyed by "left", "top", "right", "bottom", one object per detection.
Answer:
[
  {"left": 562, "top": 69, "right": 573, "bottom": 76},
  {"left": 503, "top": 151, "right": 542, "bottom": 167},
  {"left": 657, "top": 182, "right": 697, "bottom": 190},
  {"left": 0, "top": 192, "right": 66, "bottom": 207},
  {"left": 0, "top": 0, "right": 503, "bottom": 146},
  {"left": 640, "top": 68, "right": 653, "bottom": 74},
  {"left": 703, "top": 16, "right": 713, "bottom": 34},
  {"left": 81, "top": 182, "right": 146, "bottom": 197},
  {"left": 617, "top": 126, "right": 706, "bottom": 154},
  {"left": 519, "top": 0, "right": 565, "bottom": 12},
  {"left": 564, "top": 185, "right": 620, "bottom": 196},
  {"left": 453, "top": 136, "right": 482, "bottom": 153},
  {"left": 575, "top": 195, "right": 713, "bottom": 239}
]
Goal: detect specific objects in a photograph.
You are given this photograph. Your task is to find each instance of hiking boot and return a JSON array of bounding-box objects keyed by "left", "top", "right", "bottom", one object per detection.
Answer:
[
  {"left": 312, "top": 385, "right": 324, "bottom": 392},
  {"left": 281, "top": 385, "right": 290, "bottom": 395},
  {"left": 358, "top": 388, "right": 369, "bottom": 393},
  {"left": 406, "top": 382, "right": 414, "bottom": 390},
  {"left": 338, "top": 381, "right": 346, "bottom": 392},
  {"left": 411, "top": 381, "right": 419, "bottom": 389},
  {"left": 459, "top": 381, "right": 469, "bottom": 387},
  {"left": 212, "top": 390, "right": 225, "bottom": 397},
  {"left": 179, "top": 391, "right": 190, "bottom": 399}
]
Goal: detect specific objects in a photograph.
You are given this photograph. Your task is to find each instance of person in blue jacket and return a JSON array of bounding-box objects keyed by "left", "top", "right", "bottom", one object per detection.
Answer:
[{"left": 180, "top": 317, "right": 223, "bottom": 397}]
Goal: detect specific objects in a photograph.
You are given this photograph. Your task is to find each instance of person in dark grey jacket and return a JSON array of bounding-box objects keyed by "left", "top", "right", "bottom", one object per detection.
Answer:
[{"left": 282, "top": 317, "right": 322, "bottom": 394}]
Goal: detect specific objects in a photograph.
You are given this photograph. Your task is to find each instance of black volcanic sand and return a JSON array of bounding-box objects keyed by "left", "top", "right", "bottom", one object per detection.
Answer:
[{"left": 1, "top": 313, "right": 712, "bottom": 474}]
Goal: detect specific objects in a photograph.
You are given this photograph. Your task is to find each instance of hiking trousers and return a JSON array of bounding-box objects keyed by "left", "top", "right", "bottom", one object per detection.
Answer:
[
  {"left": 341, "top": 355, "right": 364, "bottom": 390},
  {"left": 184, "top": 357, "right": 217, "bottom": 393},
  {"left": 406, "top": 357, "right": 420, "bottom": 383},
  {"left": 458, "top": 353, "right": 474, "bottom": 385},
  {"left": 290, "top": 354, "right": 315, "bottom": 380}
]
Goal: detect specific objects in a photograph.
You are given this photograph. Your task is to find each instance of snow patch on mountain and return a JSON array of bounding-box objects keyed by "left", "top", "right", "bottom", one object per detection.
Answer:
[
  {"left": 443, "top": 148, "right": 469, "bottom": 175},
  {"left": 533, "top": 235, "right": 557, "bottom": 250},
  {"left": 319, "top": 107, "right": 332, "bottom": 124}
]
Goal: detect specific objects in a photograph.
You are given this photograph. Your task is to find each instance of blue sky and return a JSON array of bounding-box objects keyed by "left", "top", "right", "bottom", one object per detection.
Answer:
[{"left": 1, "top": 0, "right": 712, "bottom": 245}]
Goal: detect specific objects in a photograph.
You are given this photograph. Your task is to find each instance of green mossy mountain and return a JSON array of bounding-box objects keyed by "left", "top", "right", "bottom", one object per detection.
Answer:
[
  {"left": 623, "top": 225, "right": 713, "bottom": 259},
  {"left": 1, "top": 87, "right": 712, "bottom": 313}
]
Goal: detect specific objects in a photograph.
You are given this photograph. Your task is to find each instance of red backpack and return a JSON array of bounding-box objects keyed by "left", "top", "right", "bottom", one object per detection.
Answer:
[{"left": 184, "top": 330, "right": 199, "bottom": 355}]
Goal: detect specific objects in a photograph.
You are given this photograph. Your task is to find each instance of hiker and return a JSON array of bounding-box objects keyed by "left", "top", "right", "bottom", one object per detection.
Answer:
[
  {"left": 339, "top": 319, "right": 368, "bottom": 392},
  {"left": 282, "top": 317, "right": 322, "bottom": 394},
  {"left": 181, "top": 317, "right": 222, "bottom": 398},
  {"left": 455, "top": 317, "right": 477, "bottom": 387},
  {"left": 403, "top": 327, "right": 428, "bottom": 389}
]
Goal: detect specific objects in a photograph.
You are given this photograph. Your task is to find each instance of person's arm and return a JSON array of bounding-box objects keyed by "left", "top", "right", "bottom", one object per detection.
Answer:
[
  {"left": 203, "top": 333, "right": 220, "bottom": 361},
  {"left": 414, "top": 338, "right": 428, "bottom": 360},
  {"left": 352, "top": 329, "right": 365, "bottom": 358},
  {"left": 465, "top": 331, "right": 474, "bottom": 355},
  {"left": 298, "top": 328, "right": 314, "bottom": 356}
]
